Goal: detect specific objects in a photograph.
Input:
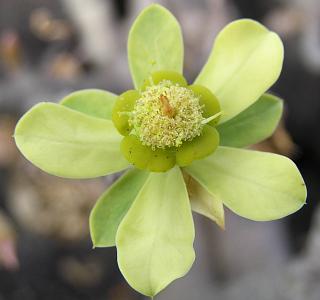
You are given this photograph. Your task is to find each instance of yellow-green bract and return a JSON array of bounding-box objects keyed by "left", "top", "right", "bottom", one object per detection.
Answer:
[{"left": 14, "top": 4, "right": 307, "bottom": 297}]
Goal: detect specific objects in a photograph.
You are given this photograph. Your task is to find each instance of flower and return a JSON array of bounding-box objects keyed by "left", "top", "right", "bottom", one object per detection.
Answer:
[
  {"left": 14, "top": 4, "right": 307, "bottom": 298},
  {"left": 114, "top": 73, "right": 221, "bottom": 171}
]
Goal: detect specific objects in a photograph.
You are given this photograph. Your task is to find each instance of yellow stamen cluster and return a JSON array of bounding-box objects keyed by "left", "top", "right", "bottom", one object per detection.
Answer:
[{"left": 129, "top": 81, "right": 204, "bottom": 149}]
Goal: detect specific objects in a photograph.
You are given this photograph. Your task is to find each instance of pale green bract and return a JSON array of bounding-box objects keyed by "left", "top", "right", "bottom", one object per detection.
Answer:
[
  {"left": 196, "top": 19, "right": 284, "bottom": 123},
  {"left": 218, "top": 93, "right": 283, "bottom": 148},
  {"left": 185, "top": 147, "right": 306, "bottom": 221},
  {"left": 61, "top": 89, "right": 116, "bottom": 120},
  {"left": 90, "top": 169, "right": 149, "bottom": 247},
  {"left": 128, "top": 4, "right": 184, "bottom": 89},
  {"left": 186, "top": 175, "right": 225, "bottom": 229},
  {"left": 13, "top": 3, "right": 307, "bottom": 298},
  {"left": 14, "top": 103, "right": 129, "bottom": 178},
  {"left": 116, "top": 167, "right": 195, "bottom": 296}
]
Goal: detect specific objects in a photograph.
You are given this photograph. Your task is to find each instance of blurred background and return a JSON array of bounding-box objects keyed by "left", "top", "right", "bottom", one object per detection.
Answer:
[{"left": 0, "top": 0, "right": 319, "bottom": 299}]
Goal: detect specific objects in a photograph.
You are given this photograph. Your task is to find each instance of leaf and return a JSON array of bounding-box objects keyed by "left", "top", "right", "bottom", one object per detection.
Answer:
[
  {"left": 116, "top": 167, "right": 195, "bottom": 297},
  {"left": 128, "top": 4, "right": 184, "bottom": 89},
  {"left": 185, "top": 147, "right": 306, "bottom": 221},
  {"left": 185, "top": 174, "right": 225, "bottom": 229},
  {"left": 60, "top": 89, "right": 116, "bottom": 120},
  {"left": 195, "top": 19, "right": 284, "bottom": 123},
  {"left": 14, "top": 102, "right": 129, "bottom": 179},
  {"left": 217, "top": 93, "right": 283, "bottom": 148},
  {"left": 90, "top": 169, "right": 149, "bottom": 247}
]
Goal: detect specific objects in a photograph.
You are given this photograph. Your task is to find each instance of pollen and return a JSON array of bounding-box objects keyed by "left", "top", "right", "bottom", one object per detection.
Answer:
[{"left": 129, "top": 80, "right": 204, "bottom": 149}]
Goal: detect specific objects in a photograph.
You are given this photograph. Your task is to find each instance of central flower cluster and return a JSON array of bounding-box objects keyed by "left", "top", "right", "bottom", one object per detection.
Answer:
[
  {"left": 112, "top": 70, "right": 221, "bottom": 172},
  {"left": 129, "top": 81, "right": 204, "bottom": 149}
]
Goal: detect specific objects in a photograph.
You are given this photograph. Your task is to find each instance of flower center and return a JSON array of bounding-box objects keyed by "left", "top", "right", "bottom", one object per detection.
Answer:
[{"left": 129, "top": 81, "right": 204, "bottom": 149}]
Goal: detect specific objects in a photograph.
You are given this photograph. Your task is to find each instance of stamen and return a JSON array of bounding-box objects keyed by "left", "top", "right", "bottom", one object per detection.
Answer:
[{"left": 201, "top": 111, "right": 223, "bottom": 124}]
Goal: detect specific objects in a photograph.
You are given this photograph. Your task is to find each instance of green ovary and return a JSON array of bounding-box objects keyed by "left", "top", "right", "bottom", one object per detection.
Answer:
[{"left": 112, "top": 71, "right": 221, "bottom": 172}]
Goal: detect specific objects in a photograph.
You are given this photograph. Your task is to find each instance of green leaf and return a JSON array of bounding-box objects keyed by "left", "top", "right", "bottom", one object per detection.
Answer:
[
  {"left": 195, "top": 19, "right": 284, "bottom": 123},
  {"left": 128, "top": 4, "right": 184, "bottom": 89},
  {"left": 60, "top": 89, "right": 116, "bottom": 120},
  {"left": 116, "top": 167, "right": 195, "bottom": 297},
  {"left": 185, "top": 147, "right": 306, "bottom": 221},
  {"left": 218, "top": 93, "right": 283, "bottom": 148},
  {"left": 90, "top": 169, "right": 148, "bottom": 247},
  {"left": 185, "top": 174, "right": 225, "bottom": 229},
  {"left": 14, "top": 102, "right": 129, "bottom": 179}
]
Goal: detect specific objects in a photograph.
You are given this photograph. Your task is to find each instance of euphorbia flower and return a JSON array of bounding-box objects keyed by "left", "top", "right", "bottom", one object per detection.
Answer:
[{"left": 14, "top": 4, "right": 307, "bottom": 297}]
